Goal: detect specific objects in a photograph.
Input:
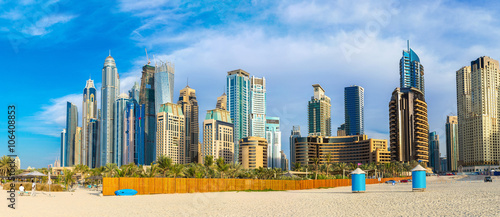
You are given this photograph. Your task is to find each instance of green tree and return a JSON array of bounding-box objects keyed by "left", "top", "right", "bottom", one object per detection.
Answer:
[
  {"left": 63, "top": 169, "right": 76, "bottom": 191},
  {"left": 216, "top": 158, "right": 230, "bottom": 179},
  {"left": 156, "top": 155, "right": 173, "bottom": 177},
  {"left": 144, "top": 163, "right": 159, "bottom": 177},
  {"left": 203, "top": 155, "right": 215, "bottom": 178},
  {"left": 292, "top": 162, "right": 302, "bottom": 171},
  {"left": 0, "top": 156, "right": 12, "bottom": 177},
  {"left": 311, "top": 158, "right": 320, "bottom": 180},
  {"left": 103, "top": 163, "right": 119, "bottom": 177},
  {"left": 324, "top": 152, "right": 332, "bottom": 177},
  {"left": 336, "top": 163, "right": 348, "bottom": 179},
  {"left": 170, "top": 164, "right": 185, "bottom": 178}
]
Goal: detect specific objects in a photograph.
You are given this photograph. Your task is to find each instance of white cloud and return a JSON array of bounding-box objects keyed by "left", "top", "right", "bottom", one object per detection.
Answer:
[{"left": 21, "top": 14, "right": 77, "bottom": 36}]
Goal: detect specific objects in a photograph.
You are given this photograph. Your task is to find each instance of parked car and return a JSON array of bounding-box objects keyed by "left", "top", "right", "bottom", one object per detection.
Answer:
[
  {"left": 400, "top": 179, "right": 409, "bottom": 183},
  {"left": 385, "top": 180, "right": 396, "bottom": 184},
  {"left": 484, "top": 176, "right": 492, "bottom": 182}
]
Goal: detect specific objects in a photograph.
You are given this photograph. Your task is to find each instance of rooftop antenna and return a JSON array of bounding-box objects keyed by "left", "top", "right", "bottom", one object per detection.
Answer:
[
  {"left": 145, "top": 48, "right": 151, "bottom": 65},
  {"left": 153, "top": 54, "right": 157, "bottom": 67},
  {"left": 407, "top": 40, "right": 409, "bottom": 51},
  {"left": 109, "top": 49, "right": 111, "bottom": 56},
  {"left": 187, "top": 77, "right": 189, "bottom": 86}
]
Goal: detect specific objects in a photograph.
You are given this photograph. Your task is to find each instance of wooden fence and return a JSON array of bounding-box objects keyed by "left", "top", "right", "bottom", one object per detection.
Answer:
[{"left": 103, "top": 177, "right": 410, "bottom": 196}]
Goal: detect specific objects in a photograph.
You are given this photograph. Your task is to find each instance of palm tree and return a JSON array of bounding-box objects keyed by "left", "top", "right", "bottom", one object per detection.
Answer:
[
  {"left": 359, "top": 163, "right": 370, "bottom": 176},
  {"left": 292, "top": 162, "right": 301, "bottom": 171},
  {"left": 325, "top": 152, "right": 332, "bottom": 177},
  {"left": 103, "top": 163, "right": 119, "bottom": 177},
  {"left": 0, "top": 156, "right": 12, "bottom": 177},
  {"left": 185, "top": 163, "right": 204, "bottom": 178},
  {"left": 336, "top": 163, "right": 348, "bottom": 179},
  {"left": 144, "top": 163, "right": 159, "bottom": 177},
  {"left": 170, "top": 164, "right": 184, "bottom": 178},
  {"left": 228, "top": 162, "right": 243, "bottom": 178},
  {"left": 311, "top": 158, "right": 320, "bottom": 180},
  {"left": 63, "top": 169, "right": 76, "bottom": 191},
  {"left": 203, "top": 156, "right": 215, "bottom": 178},
  {"left": 156, "top": 155, "right": 173, "bottom": 177},
  {"left": 216, "top": 158, "right": 230, "bottom": 179}
]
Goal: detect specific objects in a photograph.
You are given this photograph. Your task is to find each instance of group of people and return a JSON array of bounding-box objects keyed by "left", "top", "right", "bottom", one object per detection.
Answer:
[{"left": 18, "top": 180, "right": 37, "bottom": 196}]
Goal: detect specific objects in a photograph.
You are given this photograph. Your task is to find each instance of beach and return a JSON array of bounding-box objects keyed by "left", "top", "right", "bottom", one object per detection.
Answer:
[{"left": 2, "top": 176, "right": 498, "bottom": 217}]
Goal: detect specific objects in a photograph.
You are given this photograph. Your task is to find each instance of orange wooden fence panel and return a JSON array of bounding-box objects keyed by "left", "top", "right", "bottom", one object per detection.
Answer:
[{"left": 102, "top": 177, "right": 412, "bottom": 196}]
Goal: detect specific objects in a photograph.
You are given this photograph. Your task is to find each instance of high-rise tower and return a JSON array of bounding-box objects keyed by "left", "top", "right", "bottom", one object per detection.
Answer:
[
  {"left": 400, "top": 41, "right": 425, "bottom": 95},
  {"left": 445, "top": 116, "right": 459, "bottom": 171},
  {"left": 156, "top": 103, "right": 185, "bottom": 164},
  {"left": 178, "top": 85, "right": 199, "bottom": 163},
  {"left": 265, "top": 117, "right": 281, "bottom": 168},
  {"left": 154, "top": 61, "right": 175, "bottom": 113},
  {"left": 216, "top": 93, "right": 227, "bottom": 110},
  {"left": 308, "top": 84, "right": 331, "bottom": 136},
  {"left": 389, "top": 87, "right": 429, "bottom": 165},
  {"left": 114, "top": 93, "right": 129, "bottom": 167},
  {"left": 249, "top": 76, "right": 266, "bottom": 138},
  {"left": 456, "top": 56, "right": 500, "bottom": 168},
  {"left": 429, "top": 131, "right": 440, "bottom": 172},
  {"left": 289, "top": 126, "right": 301, "bottom": 167},
  {"left": 344, "top": 85, "right": 364, "bottom": 136},
  {"left": 65, "top": 102, "right": 78, "bottom": 166},
  {"left": 82, "top": 79, "right": 97, "bottom": 166},
  {"left": 227, "top": 69, "right": 250, "bottom": 162},
  {"left": 139, "top": 64, "right": 156, "bottom": 165},
  {"left": 100, "top": 55, "right": 120, "bottom": 166}
]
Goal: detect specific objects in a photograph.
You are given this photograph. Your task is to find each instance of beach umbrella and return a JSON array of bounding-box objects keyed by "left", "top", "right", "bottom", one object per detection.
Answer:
[{"left": 25, "top": 171, "right": 47, "bottom": 177}]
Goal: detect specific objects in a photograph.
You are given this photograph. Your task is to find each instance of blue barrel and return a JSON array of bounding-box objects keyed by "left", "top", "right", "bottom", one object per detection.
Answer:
[
  {"left": 411, "top": 171, "right": 426, "bottom": 191},
  {"left": 352, "top": 173, "right": 366, "bottom": 192}
]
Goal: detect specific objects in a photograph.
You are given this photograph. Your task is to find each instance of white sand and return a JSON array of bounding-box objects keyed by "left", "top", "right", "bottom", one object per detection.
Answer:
[{"left": 2, "top": 176, "right": 499, "bottom": 217}]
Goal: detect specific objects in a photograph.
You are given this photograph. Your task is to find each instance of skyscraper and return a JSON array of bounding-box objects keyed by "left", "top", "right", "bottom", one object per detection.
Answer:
[
  {"left": 344, "top": 85, "right": 364, "bottom": 136},
  {"left": 265, "top": 117, "right": 281, "bottom": 168},
  {"left": 114, "top": 93, "right": 131, "bottom": 167},
  {"left": 227, "top": 69, "right": 250, "bottom": 162},
  {"left": 129, "top": 82, "right": 140, "bottom": 103},
  {"left": 123, "top": 99, "right": 136, "bottom": 166},
  {"left": 61, "top": 129, "right": 66, "bottom": 167},
  {"left": 308, "top": 84, "right": 331, "bottom": 136},
  {"left": 456, "top": 56, "right": 500, "bottom": 169},
  {"left": 87, "top": 118, "right": 99, "bottom": 168},
  {"left": 202, "top": 109, "right": 234, "bottom": 164},
  {"left": 337, "top": 124, "right": 346, "bottom": 136},
  {"left": 74, "top": 127, "right": 82, "bottom": 165},
  {"left": 429, "top": 131, "right": 440, "bottom": 173},
  {"left": 156, "top": 103, "right": 185, "bottom": 164},
  {"left": 456, "top": 66, "right": 471, "bottom": 164},
  {"left": 82, "top": 79, "right": 97, "bottom": 166},
  {"left": 139, "top": 64, "right": 156, "bottom": 165},
  {"left": 178, "top": 85, "right": 199, "bottom": 163},
  {"left": 216, "top": 93, "right": 227, "bottom": 110},
  {"left": 400, "top": 41, "right": 425, "bottom": 95},
  {"left": 154, "top": 61, "right": 175, "bottom": 113},
  {"left": 249, "top": 76, "right": 266, "bottom": 138},
  {"left": 280, "top": 150, "right": 288, "bottom": 171},
  {"left": 100, "top": 55, "right": 120, "bottom": 166},
  {"left": 134, "top": 104, "right": 146, "bottom": 165},
  {"left": 445, "top": 116, "right": 459, "bottom": 171},
  {"left": 289, "top": 126, "right": 301, "bottom": 167},
  {"left": 65, "top": 102, "right": 78, "bottom": 167},
  {"left": 389, "top": 87, "right": 429, "bottom": 165}
]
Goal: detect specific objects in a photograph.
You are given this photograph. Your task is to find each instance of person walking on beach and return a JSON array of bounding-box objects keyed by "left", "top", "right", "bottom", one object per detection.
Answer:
[
  {"left": 31, "top": 180, "right": 36, "bottom": 196},
  {"left": 19, "top": 184, "right": 25, "bottom": 196}
]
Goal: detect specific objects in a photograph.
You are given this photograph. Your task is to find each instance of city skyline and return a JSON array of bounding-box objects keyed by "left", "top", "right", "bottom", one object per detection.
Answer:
[{"left": 4, "top": 0, "right": 500, "bottom": 168}]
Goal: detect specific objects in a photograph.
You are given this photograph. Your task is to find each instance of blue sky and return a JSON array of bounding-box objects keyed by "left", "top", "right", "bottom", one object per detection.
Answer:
[{"left": 2, "top": 0, "right": 500, "bottom": 168}]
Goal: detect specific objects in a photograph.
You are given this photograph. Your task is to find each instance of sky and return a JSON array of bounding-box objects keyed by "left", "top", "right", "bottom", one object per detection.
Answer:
[{"left": 2, "top": 0, "right": 500, "bottom": 169}]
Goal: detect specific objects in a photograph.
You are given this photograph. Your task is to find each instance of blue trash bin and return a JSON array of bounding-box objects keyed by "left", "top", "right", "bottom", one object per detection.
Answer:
[
  {"left": 351, "top": 168, "right": 366, "bottom": 193},
  {"left": 412, "top": 165, "right": 426, "bottom": 192}
]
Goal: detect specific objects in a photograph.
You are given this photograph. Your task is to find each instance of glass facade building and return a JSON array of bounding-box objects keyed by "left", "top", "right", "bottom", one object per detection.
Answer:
[
  {"left": 344, "top": 85, "right": 364, "bottom": 136},
  {"left": 88, "top": 118, "right": 100, "bottom": 168},
  {"left": 308, "top": 84, "right": 331, "bottom": 136},
  {"left": 82, "top": 79, "right": 97, "bottom": 166},
  {"left": 429, "top": 132, "right": 440, "bottom": 173},
  {"left": 178, "top": 85, "right": 199, "bottom": 163},
  {"left": 114, "top": 94, "right": 129, "bottom": 167},
  {"left": 265, "top": 117, "right": 281, "bottom": 168},
  {"left": 139, "top": 64, "right": 156, "bottom": 165},
  {"left": 100, "top": 55, "right": 120, "bottom": 166},
  {"left": 227, "top": 69, "right": 250, "bottom": 162},
  {"left": 400, "top": 41, "right": 425, "bottom": 95},
  {"left": 289, "top": 126, "right": 301, "bottom": 167},
  {"left": 154, "top": 61, "right": 175, "bottom": 113},
  {"left": 250, "top": 76, "right": 266, "bottom": 138},
  {"left": 60, "top": 129, "right": 66, "bottom": 167},
  {"left": 65, "top": 102, "right": 78, "bottom": 167}
]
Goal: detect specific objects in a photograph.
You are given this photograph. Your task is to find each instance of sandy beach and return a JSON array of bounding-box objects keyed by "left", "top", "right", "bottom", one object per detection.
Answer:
[{"left": 2, "top": 175, "right": 498, "bottom": 217}]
